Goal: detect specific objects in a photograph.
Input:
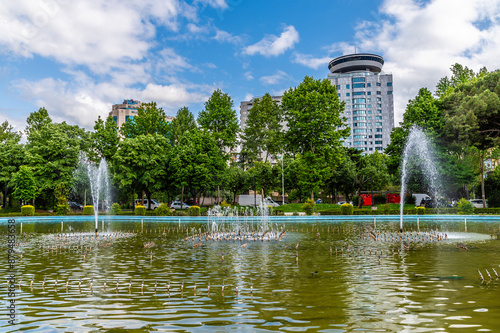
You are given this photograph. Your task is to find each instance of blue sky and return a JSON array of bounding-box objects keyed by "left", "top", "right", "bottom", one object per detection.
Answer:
[{"left": 1, "top": 0, "right": 500, "bottom": 134}]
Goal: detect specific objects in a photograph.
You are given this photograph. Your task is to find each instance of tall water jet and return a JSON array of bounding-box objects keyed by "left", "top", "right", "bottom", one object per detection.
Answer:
[
  {"left": 76, "top": 152, "right": 110, "bottom": 234},
  {"left": 399, "top": 126, "right": 441, "bottom": 232}
]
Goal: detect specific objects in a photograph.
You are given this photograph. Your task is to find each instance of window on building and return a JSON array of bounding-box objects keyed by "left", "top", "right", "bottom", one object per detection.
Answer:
[
  {"left": 377, "top": 97, "right": 381, "bottom": 101},
  {"left": 367, "top": 110, "right": 372, "bottom": 114},
  {"left": 353, "top": 104, "right": 366, "bottom": 109},
  {"left": 112, "top": 116, "right": 117, "bottom": 123},
  {"left": 377, "top": 110, "right": 382, "bottom": 113},
  {"left": 353, "top": 116, "right": 366, "bottom": 121},
  {"left": 376, "top": 128, "right": 383, "bottom": 132},
  {"left": 376, "top": 104, "right": 382, "bottom": 107},
  {"left": 353, "top": 129, "right": 367, "bottom": 133},
  {"left": 376, "top": 82, "right": 381, "bottom": 86},
  {"left": 352, "top": 98, "right": 366, "bottom": 103},
  {"left": 375, "top": 140, "right": 383, "bottom": 145},
  {"left": 376, "top": 122, "right": 382, "bottom": 126},
  {"left": 367, "top": 83, "right": 371, "bottom": 87},
  {"left": 375, "top": 134, "right": 382, "bottom": 138},
  {"left": 346, "top": 84, "right": 350, "bottom": 89},
  {"left": 125, "top": 115, "right": 134, "bottom": 122},
  {"left": 346, "top": 93, "right": 350, "bottom": 96},
  {"left": 352, "top": 110, "right": 366, "bottom": 115},
  {"left": 388, "top": 90, "right": 393, "bottom": 95},
  {"left": 336, "top": 85, "right": 340, "bottom": 90},
  {"left": 376, "top": 91, "right": 381, "bottom": 95},
  {"left": 387, "top": 82, "right": 392, "bottom": 86},
  {"left": 369, "top": 148, "right": 373, "bottom": 151},
  {"left": 376, "top": 116, "right": 382, "bottom": 120},
  {"left": 353, "top": 83, "right": 365, "bottom": 88},
  {"left": 338, "top": 93, "right": 341, "bottom": 97},
  {"left": 346, "top": 105, "right": 351, "bottom": 109},
  {"left": 367, "top": 92, "right": 371, "bottom": 95},
  {"left": 367, "top": 117, "right": 372, "bottom": 120},
  {"left": 353, "top": 92, "right": 365, "bottom": 96},
  {"left": 352, "top": 77, "right": 365, "bottom": 83},
  {"left": 375, "top": 147, "right": 383, "bottom": 151}
]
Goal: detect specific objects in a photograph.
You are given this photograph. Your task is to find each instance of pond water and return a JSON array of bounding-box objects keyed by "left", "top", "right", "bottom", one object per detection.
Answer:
[{"left": 1, "top": 216, "right": 500, "bottom": 332}]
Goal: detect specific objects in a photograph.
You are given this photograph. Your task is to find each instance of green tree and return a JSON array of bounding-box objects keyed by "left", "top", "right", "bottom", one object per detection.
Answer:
[
  {"left": 113, "top": 134, "right": 170, "bottom": 209},
  {"left": 248, "top": 161, "right": 279, "bottom": 198},
  {"left": 91, "top": 115, "right": 119, "bottom": 162},
  {"left": 385, "top": 88, "right": 443, "bottom": 174},
  {"left": 436, "top": 63, "right": 486, "bottom": 99},
  {"left": 120, "top": 102, "right": 172, "bottom": 139},
  {"left": 241, "top": 93, "right": 283, "bottom": 162},
  {"left": 352, "top": 151, "right": 390, "bottom": 208},
  {"left": 282, "top": 76, "right": 349, "bottom": 200},
  {"left": 0, "top": 121, "right": 24, "bottom": 211},
  {"left": 25, "top": 107, "right": 52, "bottom": 136},
  {"left": 324, "top": 149, "right": 357, "bottom": 203},
  {"left": 26, "top": 121, "right": 89, "bottom": 208},
  {"left": 169, "top": 129, "right": 226, "bottom": 203},
  {"left": 198, "top": 89, "right": 239, "bottom": 153},
  {"left": 223, "top": 164, "right": 248, "bottom": 204},
  {"left": 171, "top": 107, "right": 197, "bottom": 145},
  {"left": 442, "top": 70, "right": 500, "bottom": 207},
  {"left": 12, "top": 165, "right": 38, "bottom": 205}
]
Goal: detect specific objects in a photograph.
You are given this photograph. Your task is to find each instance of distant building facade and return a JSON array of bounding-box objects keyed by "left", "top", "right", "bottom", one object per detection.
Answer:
[
  {"left": 327, "top": 53, "right": 394, "bottom": 153},
  {"left": 109, "top": 99, "right": 175, "bottom": 129},
  {"left": 239, "top": 95, "right": 283, "bottom": 130}
]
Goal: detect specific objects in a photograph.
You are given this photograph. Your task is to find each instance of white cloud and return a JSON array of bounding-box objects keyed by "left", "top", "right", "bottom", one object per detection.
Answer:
[
  {"left": 194, "top": 0, "right": 228, "bottom": 9},
  {"left": 351, "top": 0, "right": 500, "bottom": 125},
  {"left": 243, "top": 25, "right": 299, "bottom": 57},
  {"left": 259, "top": 70, "right": 290, "bottom": 85},
  {"left": 14, "top": 75, "right": 212, "bottom": 129},
  {"left": 213, "top": 29, "right": 243, "bottom": 44},
  {"left": 292, "top": 53, "right": 331, "bottom": 70},
  {"left": 244, "top": 93, "right": 254, "bottom": 101},
  {"left": 244, "top": 71, "right": 254, "bottom": 80}
]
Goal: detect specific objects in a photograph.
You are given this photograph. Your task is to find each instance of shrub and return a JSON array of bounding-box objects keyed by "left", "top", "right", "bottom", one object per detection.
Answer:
[
  {"left": 293, "top": 211, "right": 299, "bottom": 216},
  {"left": 341, "top": 203, "right": 354, "bottom": 215},
  {"left": 351, "top": 196, "right": 359, "bottom": 206},
  {"left": 174, "top": 210, "right": 187, "bottom": 216},
  {"left": 155, "top": 203, "right": 171, "bottom": 216},
  {"left": 373, "top": 194, "right": 387, "bottom": 205},
  {"left": 55, "top": 204, "right": 70, "bottom": 215},
  {"left": 21, "top": 205, "right": 35, "bottom": 216},
  {"left": 188, "top": 205, "right": 201, "bottom": 216},
  {"left": 83, "top": 205, "right": 95, "bottom": 215},
  {"left": 302, "top": 199, "right": 316, "bottom": 215},
  {"left": 457, "top": 198, "right": 474, "bottom": 214},
  {"left": 220, "top": 201, "right": 231, "bottom": 208},
  {"left": 135, "top": 205, "right": 146, "bottom": 215},
  {"left": 110, "top": 203, "right": 122, "bottom": 215},
  {"left": 415, "top": 206, "right": 426, "bottom": 215}
]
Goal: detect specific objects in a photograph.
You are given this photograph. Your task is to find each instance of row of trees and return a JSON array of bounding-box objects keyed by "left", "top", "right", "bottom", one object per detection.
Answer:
[{"left": 0, "top": 65, "right": 499, "bottom": 211}]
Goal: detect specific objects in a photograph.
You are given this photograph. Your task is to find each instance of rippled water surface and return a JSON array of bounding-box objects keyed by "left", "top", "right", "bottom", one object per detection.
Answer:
[{"left": 1, "top": 217, "right": 500, "bottom": 332}]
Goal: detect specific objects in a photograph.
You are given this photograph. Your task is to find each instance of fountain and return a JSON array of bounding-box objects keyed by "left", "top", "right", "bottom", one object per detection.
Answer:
[
  {"left": 399, "top": 126, "right": 441, "bottom": 232},
  {"left": 75, "top": 152, "right": 110, "bottom": 234}
]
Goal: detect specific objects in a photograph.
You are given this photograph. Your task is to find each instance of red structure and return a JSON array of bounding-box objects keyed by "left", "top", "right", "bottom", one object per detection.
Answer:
[{"left": 387, "top": 193, "right": 401, "bottom": 204}]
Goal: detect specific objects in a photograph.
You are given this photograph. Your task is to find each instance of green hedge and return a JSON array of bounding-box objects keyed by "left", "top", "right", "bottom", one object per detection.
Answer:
[
  {"left": 110, "top": 203, "right": 122, "bottom": 215},
  {"left": 21, "top": 205, "right": 35, "bottom": 216},
  {"left": 475, "top": 208, "right": 500, "bottom": 214},
  {"left": 340, "top": 203, "right": 354, "bottom": 215},
  {"left": 83, "top": 205, "right": 95, "bottom": 215},
  {"left": 188, "top": 206, "right": 201, "bottom": 216},
  {"left": 156, "top": 204, "right": 172, "bottom": 216},
  {"left": 55, "top": 204, "right": 69, "bottom": 215},
  {"left": 302, "top": 199, "right": 316, "bottom": 215},
  {"left": 415, "top": 207, "right": 426, "bottom": 215},
  {"left": 135, "top": 205, "right": 146, "bottom": 215}
]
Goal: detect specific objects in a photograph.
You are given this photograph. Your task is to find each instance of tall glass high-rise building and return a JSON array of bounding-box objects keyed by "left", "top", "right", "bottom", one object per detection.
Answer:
[{"left": 327, "top": 53, "right": 394, "bottom": 153}]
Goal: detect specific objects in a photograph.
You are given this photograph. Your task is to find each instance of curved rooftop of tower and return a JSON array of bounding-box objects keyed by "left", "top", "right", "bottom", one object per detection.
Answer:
[{"left": 328, "top": 53, "right": 384, "bottom": 74}]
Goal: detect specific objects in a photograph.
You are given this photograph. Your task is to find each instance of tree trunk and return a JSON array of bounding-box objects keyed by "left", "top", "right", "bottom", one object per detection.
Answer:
[
  {"left": 310, "top": 190, "right": 314, "bottom": 202},
  {"left": 146, "top": 191, "right": 151, "bottom": 210},
  {"left": 181, "top": 186, "right": 184, "bottom": 209},
  {"left": 481, "top": 149, "right": 486, "bottom": 208},
  {"left": 357, "top": 187, "right": 362, "bottom": 209},
  {"left": 3, "top": 183, "right": 7, "bottom": 214}
]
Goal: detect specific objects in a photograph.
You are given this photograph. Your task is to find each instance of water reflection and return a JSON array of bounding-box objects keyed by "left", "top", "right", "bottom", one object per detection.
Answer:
[{"left": 1, "top": 218, "right": 500, "bottom": 332}]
